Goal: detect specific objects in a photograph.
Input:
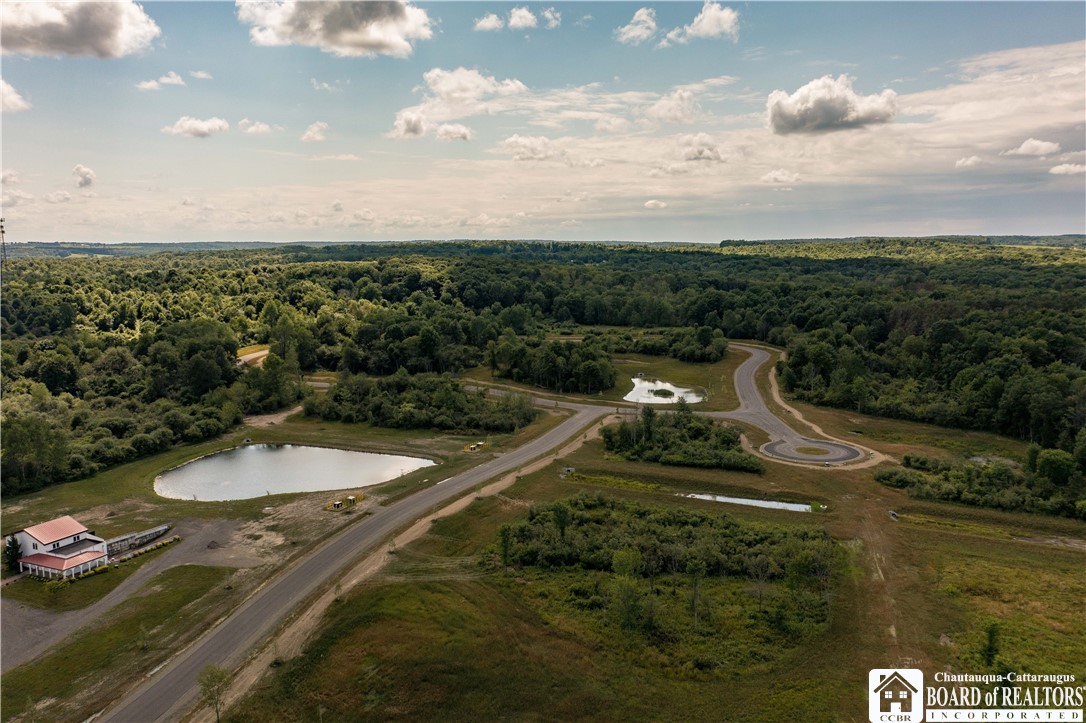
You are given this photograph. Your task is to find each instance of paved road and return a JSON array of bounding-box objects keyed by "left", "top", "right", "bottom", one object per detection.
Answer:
[
  {"left": 100, "top": 401, "right": 607, "bottom": 723},
  {"left": 713, "top": 344, "right": 864, "bottom": 464}
]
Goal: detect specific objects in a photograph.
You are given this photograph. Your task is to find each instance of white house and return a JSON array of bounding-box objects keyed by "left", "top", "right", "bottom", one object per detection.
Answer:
[{"left": 10, "top": 515, "right": 108, "bottom": 579}]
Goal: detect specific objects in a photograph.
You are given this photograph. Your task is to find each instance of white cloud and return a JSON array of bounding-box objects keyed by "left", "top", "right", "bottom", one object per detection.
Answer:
[
  {"left": 473, "top": 13, "right": 503, "bottom": 32},
  {"left": 1, "top": 170, "right": 19, "bottom": 185},
  {"left": 500, "top": 134, "right": 563, "bottom": 161},
  {"left": 390, "top": 110, "right": 427, "bottom": 138},
  {"left": 767, "top": 75, "right": 897, "bottom": 134},
  {"left": 159, "top": 71, "right": 185, "bottom": 86},
  {"left": 1, "top": 189, "right": 34, "bottom": 206},
  {"left": 575, "top": 15, "right": 593, "bottom": 29},
  {"left": 43, "top": 190, "right": 71, "bottom": 204},
  {"left": 614, "top": 8, "right": 656, "bottom": 46},
  {"left": 161, "top": 116, "right": 230, "bottom": 138},
  {"left": 332, "top": 200, "right": 344, "bottom": 212},
  {"left": 644, "top": 199, "right": 667, "bottom": 209},
  {"left": 136, "top": 70, "right": 186, "bottom": 90},
  {"left": 646, "top": 89, "right": 698, "bottom": 124},
  {"left": 678, "top": 133, "right": 723, "bottom": 162},
  {"left": 1049, "top": 163, "right": 1085, "bottom": 175},
  {"left": 190, "top": 70, "right": 213, "bottom": 80},
  {"left": 72, "top": 163, "right": 96, "bottom": 188},
  {"left": 236, "top": 0, "right": 432, "bottom": 58},
  {"left": 436, "top": 123, "right": 474, "bottom": 141},
  {"left": 1, "top": 1, "right": 161, "bottom": 58},
  {"left": 301, "top": 121, "right": 329, "bottom": 142},
  {"left": 311, "top": 78, "right": 345, "bottom": 93},
  {"left": 388, "top": 67, "right": 527, "bottom": 138},
  {"left": 508, "top": 7, "right": 537, "bottom": 30},
  {"left": 311, "top": 154, "right": 362, "bottom": 161},
  {"left": 542, "top": 8, "right": 561, "bottom": 30},
  {"left": 659, "top": 1, "right": 739, "bottom": 48},
  {"left": 761, "top": 169, "right": 800, "bottom": 184},
  {"left": 1002, "top": 138, "right": 1061, "bottom": 157},
  {"left": 2, "top": 78, "right": 31, "bottom": 112},
  {"left": 955, "top": 156, "right": 983, "bottom": 168},
  {"left": 239, "top": 118, "right": 281, "bottom": 135}
]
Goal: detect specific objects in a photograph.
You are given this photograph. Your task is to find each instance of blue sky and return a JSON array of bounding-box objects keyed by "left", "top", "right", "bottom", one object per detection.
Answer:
[{"left": 2, "top": 1, "right": 1084, "bottom": 242}]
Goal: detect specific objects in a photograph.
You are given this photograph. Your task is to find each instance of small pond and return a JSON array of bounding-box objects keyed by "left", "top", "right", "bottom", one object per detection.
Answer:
[
  {"left": 623, "top": 378, "right": 706, "bottom": 404},
  {"left": 684, "top": 492, "right": 811, "bottom": 513},
  {"left": 154, "top": 444, "right": 436, "bottom": 501}
]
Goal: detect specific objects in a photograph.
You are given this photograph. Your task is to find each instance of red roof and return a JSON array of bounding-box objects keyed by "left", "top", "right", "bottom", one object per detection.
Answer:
[
  {"left": 21, "top": 516, "right": 87, "bottom": 545},
  {"left": 19, "top": 550, "right": 106, "bottom": 571}
]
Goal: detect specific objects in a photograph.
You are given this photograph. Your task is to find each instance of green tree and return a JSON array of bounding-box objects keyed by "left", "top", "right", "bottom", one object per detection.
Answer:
[
  {"left": 4, "top": 536, "right": 23, "bottom": 574},
  {"left": 686, "top": 558, "right": 707, "bottom": 628},
  {"left": 1036, "top": 449, "right": 1080, "bottom": 487},
  {"left": 198, "top": 664, "right": 231, "bottom": 723}
]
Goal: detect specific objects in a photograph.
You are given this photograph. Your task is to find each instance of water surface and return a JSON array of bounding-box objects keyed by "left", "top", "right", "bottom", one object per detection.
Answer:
[
  {"left": 155, "top": 444, "right": 435, "bottom": 501},
  {"left": 623, "top": 378, "right": 706, "bottom": 404},
  {"left": 684, "top": 492, "right": 811, "bottom": 512}
]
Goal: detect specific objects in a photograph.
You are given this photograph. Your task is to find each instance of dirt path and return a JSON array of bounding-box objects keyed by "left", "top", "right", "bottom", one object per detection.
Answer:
[
  {"left": 243, "top": 405, "right": 303, "bottom": 428},
  {"left": 187, "top": 414, "right": 614, "bottom": 722}
]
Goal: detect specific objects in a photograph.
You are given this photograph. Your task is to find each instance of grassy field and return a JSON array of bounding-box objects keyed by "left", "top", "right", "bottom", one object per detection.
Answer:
[
  {"left": 461, "top": 349, "right": 745, "bottom": 412},
  {"left": 223, "top": 406, "right": 1085, "bottom": 722},
  {"left": 2, "top": 565, "right": 235, "bottom": 723}
]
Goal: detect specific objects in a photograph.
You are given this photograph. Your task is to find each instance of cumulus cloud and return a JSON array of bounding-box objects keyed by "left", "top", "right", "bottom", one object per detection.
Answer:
[
  {"left": 1, "top": 189, "right": 34, "bottom": 206},
  {"left": 542, "top": 8, "right": 561, "bottom": 30},
  {"left": 1049, "top": 163, "right": 1085, "bottom": 175},
  {"left": 955, "top": 156, "right": 983, "bottom": 169},
  {"left": 1002, "top": 138, "right": 1061, "bottom": 157},
  {"left": 1, "top": 1, "right": 161, "bottom": 58},
  {"left": 644, "top": 199, "right": 667, "bottom": 209},
  {"left": 161, "top": 116, "right": 230, "bottom": 137},
  {"left": 436, "top": 123, "right": 474, "bottom": 141},
  {"left": 332, "top": 200, "right": 344, "bottom": 212},
  {"left": 761, "top": 169, "right": 800, "bottom": 184},
  {"left": 1, "top": 170, "right": 19, "bottom": 185},
  {"left": 646, "top": 89, "right": 698, "bottom": 124},
  {"left": 135, "top": 70, "right": 186, "bottom": 90},
  {"left": 659, "top": 1, "right": 738, "bottom": 48},
  {"left": 767, "top": 74, "right": 897, "bottom": 134},
  {"left": 390, "top": 110, "right": 427, "bottom": 138},
  {"left": 72, "top": 163, "right": 96, "bottom": 187},
  {"left": 474, "top": 13, "right": 503, "bottom": 31},
  {"left": 190, "top": 70, "right": 213, "bottom": 80},
  {"left": 43, "top": 190, "right": 71, "bottom": 203},
  {"left": 678, "top": 133, "right": 723, "bottom": 162},
  {"left": 508, "top": 7, "right": 537, "bottom": 30},
  {"left": 614, "top": 8, "right": 656, "bottom": 45},
  {"left": 301, "top": 121, "right": 329, "bottom": 142},
  {"left": 501, "top": 134, "right": 563, "bottom": 161},
  {"left": 239, "top": 118, "right": 281, "bottom": 135},
  {"left": 236, "top": 0, "right": 433, "bottom": 58},
  {"left": 2, "top": 78, "right": 31, "bottom": 112},
  {"left": 388, "top": 67, "right": 526, "bottom": 138}
]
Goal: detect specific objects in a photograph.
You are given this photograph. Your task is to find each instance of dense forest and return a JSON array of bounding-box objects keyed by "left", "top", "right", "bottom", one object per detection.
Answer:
[{"left": 2, "top": 239, "right": 1084, "bottom": 496}]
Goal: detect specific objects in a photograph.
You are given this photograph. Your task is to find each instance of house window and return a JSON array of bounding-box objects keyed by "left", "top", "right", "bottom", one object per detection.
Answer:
[
  {"left": 52, "top": 543, "right": 60, "bottom": 549},
  {"left": 899, "top": 691, "right": 908, "bottom": 699},
  {"left": 32, "top": 543, "right": 38, "bottom": 550},
  {"left": 884, "top": 692, "right": 893, "bottom": 699}
]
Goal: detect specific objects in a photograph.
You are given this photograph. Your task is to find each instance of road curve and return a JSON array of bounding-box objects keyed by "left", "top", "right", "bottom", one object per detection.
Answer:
[
  {"left": 712, "top": 344, "right": 865, "bottom": 465},
  {"left": 100, "top": 402, "right": 607, "bottom": 723}
]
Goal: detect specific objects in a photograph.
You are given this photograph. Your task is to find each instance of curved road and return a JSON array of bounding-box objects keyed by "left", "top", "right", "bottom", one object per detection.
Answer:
[
  {"left": 713, "top": 344, "right": 864, "bottom": 464},
  {"left": 100, "top": 345, "right": 864, "bottom": 721}
]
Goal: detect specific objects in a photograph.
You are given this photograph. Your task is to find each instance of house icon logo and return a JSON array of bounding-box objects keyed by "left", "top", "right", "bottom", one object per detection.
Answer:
[{"left": 868, "top": 668, "right": 924, "bottom": 722}]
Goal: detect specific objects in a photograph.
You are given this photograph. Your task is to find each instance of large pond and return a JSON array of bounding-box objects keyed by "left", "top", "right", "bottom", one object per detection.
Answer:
[
  {"left": 623, "top": 378, "right": 706, "bottom": 404},
  {"left": 154, "top": 444, "right": 436, "bottom": 501}
]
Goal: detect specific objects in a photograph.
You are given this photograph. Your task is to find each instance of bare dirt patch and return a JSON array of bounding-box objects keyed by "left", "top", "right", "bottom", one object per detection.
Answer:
[{"left": 243, "top": 405, "right": 303, "bottom": 428}]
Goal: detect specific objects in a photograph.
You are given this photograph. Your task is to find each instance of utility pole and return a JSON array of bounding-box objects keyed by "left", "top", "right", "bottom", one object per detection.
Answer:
[{"left": 0, "top": 217, "right": 6, "bottom": 265}]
